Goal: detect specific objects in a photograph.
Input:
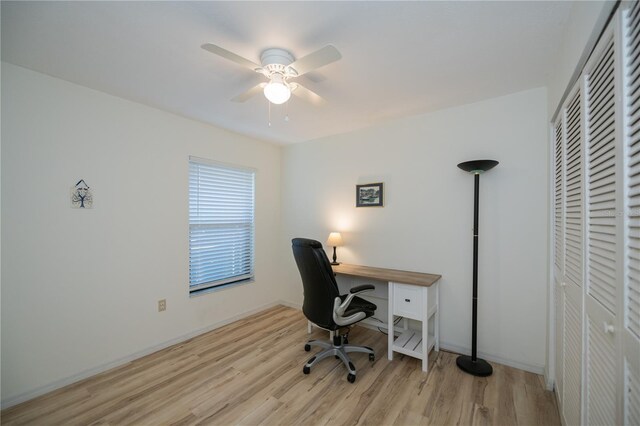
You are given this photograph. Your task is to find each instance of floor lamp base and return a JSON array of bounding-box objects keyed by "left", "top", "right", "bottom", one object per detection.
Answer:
[{"left": 456, "top": 355, "right": 493, "bottom": 377}]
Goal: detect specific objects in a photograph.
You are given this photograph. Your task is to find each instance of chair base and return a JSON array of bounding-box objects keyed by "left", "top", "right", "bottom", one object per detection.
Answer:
[{"left": 303, "top": 336, "right": 374, "bottom": 382}]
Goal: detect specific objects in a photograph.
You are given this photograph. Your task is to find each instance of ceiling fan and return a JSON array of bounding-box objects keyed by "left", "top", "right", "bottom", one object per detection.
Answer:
[{"left": 201, "top": 43, "right": 341, "bottom": 106}]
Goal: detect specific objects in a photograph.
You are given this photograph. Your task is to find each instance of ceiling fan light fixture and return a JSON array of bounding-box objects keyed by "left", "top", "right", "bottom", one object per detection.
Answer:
[
  {"left": 202, "top": 43, "right": 340, "bottom": 106},
  {"left": 263, "top": 74, "right": 291, "bottom": 105}
]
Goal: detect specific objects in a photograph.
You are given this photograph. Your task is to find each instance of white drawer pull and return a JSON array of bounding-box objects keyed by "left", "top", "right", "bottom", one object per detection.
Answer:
[{"left": 603, "top": 322, "right": 615, "bottom": 334}]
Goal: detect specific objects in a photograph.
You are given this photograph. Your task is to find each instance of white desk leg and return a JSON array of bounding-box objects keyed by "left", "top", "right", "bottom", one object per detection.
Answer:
[
  {"left": 421, "top": 286, "right": 429, "bottom": 373},
  {"left": 388, "top": 281, "right": 394, "bottom": 361},
  {"left": 435, "top": 283, "right": 440, "bottom": 352}
]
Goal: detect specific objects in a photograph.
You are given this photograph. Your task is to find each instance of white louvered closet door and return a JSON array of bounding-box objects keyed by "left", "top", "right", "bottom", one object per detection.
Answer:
[
  {"left": 584, "top": 23, "right": 620, "bottom": 426},
  {"left": 552, "top": 4, "right": 640, "bottom": 424},
  {"left": 554, "top": 116, "right": 565, "bottom": 407},
  {"left": 562, "top": 85, "right": 584, "bottom": 426},
  {"left": 622, "top": 2, "right": 640, "bottom": 424}
]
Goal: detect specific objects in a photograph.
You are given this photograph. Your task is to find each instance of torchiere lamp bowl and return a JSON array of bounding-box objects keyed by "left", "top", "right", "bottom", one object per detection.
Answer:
[
  {"left": 457, "top": 159, "right": 499, "bottom": 173},
  {"left": 456, "top": 158, "right": 498, "bottom": 377}
]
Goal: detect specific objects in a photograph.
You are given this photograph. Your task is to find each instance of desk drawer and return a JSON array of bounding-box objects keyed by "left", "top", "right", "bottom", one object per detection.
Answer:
[{"left": 393, "top": 283, "right": 423, "bottom": 320}]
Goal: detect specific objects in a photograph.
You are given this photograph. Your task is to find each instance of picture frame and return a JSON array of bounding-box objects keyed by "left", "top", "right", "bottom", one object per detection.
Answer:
[
  {"left": 356, "top": 182, "right": 384, "bottom": 207},
  {"left": 70, "top": 179, "right": 93, "bottom": 209}
]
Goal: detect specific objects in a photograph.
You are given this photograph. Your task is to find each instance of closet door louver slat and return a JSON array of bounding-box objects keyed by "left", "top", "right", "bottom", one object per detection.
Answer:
[
  {"left": 625, "top": 0, "right": 640, "bottom": 345},
  {"left": 627, "top": 360, "right": 640, "bottom": 426},
  {"left": 563, "top": 285, "right": 582, "bottom": 426},
  {"left": 554, "top": 117, "right": 565, "bottom": 404},
  {"left": 556, "top": 119, "right": 565, "bottom": 276},
  {"left": 587, "top": 34, "right": 618, "bottom": 316},
  {"left": 565, "top": 91, "right": 583, "bottom": 288},
  {"left": 562, "top": 88, "right": 584, "bottom": 426},
  {"left": 584, "top": 27, "right": 619, "bottom": 426},
  {"left": 555, "top": 281, "right": 565, "bottom": 404},
  {"left": 586, "top": 317, "right": 617, "bottom": 425},
  {"left": 624, "top": 2, "right": 640, "bottom": 424}
]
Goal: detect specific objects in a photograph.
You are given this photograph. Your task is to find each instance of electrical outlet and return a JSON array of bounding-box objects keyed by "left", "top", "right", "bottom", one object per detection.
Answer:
[{"left": 158, "top": 299, "right": 166, "bottom": 312}]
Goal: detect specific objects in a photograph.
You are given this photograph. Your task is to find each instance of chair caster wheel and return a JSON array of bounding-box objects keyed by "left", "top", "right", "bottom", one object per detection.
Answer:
[
  {"left": 304, "top": 344, "right": 311, "bottom": 352},
  {"left": 303, "top": 366, "right": 310, "bottom": 375},
  {"left": 347, "top": 373, "right": 356, "bottom": 383},
  {"left": 369, "top": 354, "right": 375, "bottom": 361},
  {"left": 335, "top": 355, "right": 340, "bottom": 359}
]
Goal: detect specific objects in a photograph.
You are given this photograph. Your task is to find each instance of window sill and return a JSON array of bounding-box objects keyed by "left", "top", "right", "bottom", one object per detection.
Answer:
[{"left": 189, "top": 278, "right": 255, "bottom": 298}]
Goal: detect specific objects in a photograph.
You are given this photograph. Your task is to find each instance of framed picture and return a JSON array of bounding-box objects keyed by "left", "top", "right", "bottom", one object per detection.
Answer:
[{"left": 356, "top": 182, "right": 384, "bottom": 207}]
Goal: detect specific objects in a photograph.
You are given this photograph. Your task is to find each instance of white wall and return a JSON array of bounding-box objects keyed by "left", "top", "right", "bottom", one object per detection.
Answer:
[
  {"left": 0, "top": 63, "right": 284, "bottom": 405},
  {"left": 281, "top": 87, "right": 549, "bottom": 373}
]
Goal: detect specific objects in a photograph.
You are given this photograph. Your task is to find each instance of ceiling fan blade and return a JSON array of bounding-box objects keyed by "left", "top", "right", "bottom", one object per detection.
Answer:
[
  {"left": 231, "top": 83, "right": 266, "bottom": 102},
  {"left": 201, "top": 43, "right": 261, "bottom": 71},
  {"left": 290, "top": 83, "right": 326, "bottom": 106},
  {"left": 302, "top": 72, "right": 327, "bottom": 84},
  {"left": 288, "top": 45, "right": 341, "bottom": 76}
]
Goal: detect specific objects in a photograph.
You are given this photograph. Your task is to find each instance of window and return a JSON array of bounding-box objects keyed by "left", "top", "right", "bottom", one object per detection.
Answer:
[{"left": 188, "top": 157, "right": 255, "bottom": 294}]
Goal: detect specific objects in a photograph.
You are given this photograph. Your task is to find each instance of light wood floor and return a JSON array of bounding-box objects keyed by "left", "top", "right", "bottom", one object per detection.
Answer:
[{"left": 2, "top": 305, "right": 560, "bottom": 425}]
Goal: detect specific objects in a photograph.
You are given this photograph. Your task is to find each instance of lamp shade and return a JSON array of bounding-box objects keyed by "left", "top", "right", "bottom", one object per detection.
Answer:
[
  {"left": 263, "top": 74, "right": 291, "bottom": 104},
  {"left": 326, "top": 232, "right": 343, "bottom": 247}
]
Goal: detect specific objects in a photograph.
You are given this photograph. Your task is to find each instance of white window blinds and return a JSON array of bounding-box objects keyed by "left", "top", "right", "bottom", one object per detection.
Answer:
[{"left": 189, "top": 157, "right": 255, "bottom": 293}]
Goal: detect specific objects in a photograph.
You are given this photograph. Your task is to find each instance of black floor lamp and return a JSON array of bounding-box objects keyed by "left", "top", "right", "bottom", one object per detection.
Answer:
[{"left": 456, "top": 159, "right": 498, "bottom": 377}]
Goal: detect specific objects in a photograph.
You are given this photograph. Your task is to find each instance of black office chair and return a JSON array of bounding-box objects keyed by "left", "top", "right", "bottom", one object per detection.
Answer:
[{"left": 291, "top": 238, "right": 377, "bottom": 383}]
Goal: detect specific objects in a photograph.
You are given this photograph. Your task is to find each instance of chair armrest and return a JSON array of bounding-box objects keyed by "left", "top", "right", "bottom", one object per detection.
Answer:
[
  {"left": 350, "top": 284, "right": 374, "bottom": 294},
  {"left": 333, "top": 296, "right": 366, "bottom": 326},
  {"left": 333, "top": 285, "right": 375, "bottom": 326},
  {"left": 336, "top": 285, "right": 374, "bottom": 318}
]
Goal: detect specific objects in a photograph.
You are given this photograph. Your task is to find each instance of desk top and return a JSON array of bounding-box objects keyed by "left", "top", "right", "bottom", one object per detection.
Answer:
[{"left": 332, "top": 263, "right": 441, "bottom": 287}]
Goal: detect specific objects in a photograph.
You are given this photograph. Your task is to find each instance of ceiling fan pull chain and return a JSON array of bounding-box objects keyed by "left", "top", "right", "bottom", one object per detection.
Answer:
[
  {"left": 285, "top": 101, "right": 289, "bottom": 122},
  {"left": 268, "top": 100, "right": 272, "bottom": 127}
]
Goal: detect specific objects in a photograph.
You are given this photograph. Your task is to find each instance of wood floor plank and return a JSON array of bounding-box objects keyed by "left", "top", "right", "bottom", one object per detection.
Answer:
[
  {"left": 235, "top": 396, "right": 283, "bottom": 426},
  {"left": 1, "top": 306, "right": 560, "bottom": 426}
]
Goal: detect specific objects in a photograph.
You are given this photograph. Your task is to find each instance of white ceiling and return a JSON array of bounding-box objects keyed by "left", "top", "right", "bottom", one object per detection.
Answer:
[{"left": 1, "top": 1, "right": 574, "bottom": 145}]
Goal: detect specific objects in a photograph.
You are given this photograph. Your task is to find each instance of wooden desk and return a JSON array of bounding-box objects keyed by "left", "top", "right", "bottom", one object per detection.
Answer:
[
  {"left": 332, "top": 263, "right": 440, "bottom": 287},
  {"left": 332, "top": 263, "right": 442, "bottom": 372}
]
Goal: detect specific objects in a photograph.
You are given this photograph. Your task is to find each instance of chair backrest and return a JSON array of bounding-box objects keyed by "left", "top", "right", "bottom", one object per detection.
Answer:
[{"left": 291, "top": 238, "right": 340, "bottom": 330}]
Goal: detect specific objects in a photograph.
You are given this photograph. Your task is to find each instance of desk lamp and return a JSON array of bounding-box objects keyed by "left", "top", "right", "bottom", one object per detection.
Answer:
[
  {"left": 456, "top": 159, "right": 498, "bottom": 377},
  {"left": 326, "top": 232, "right": 343, "bottom": 265}
]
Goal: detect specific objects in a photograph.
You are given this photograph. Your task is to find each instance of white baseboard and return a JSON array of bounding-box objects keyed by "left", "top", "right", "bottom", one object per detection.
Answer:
[
  {"left": 1, "top": 300, "right": 290, "bottom": 409},
  {"left": 277, "top": 299, "right": 302, "bottom": 310},
  {"left": 282, "top": 303, "right": 545, "bottom": 375},
  {"left": 438, "top": 341, "right": 545, "bottom": 375},
  {"left": 292, "top": 302, "right": 553, "bottom": 376},
  {"left": 283, "top": 303, "right": 545, "bottom": 375},
  {"left": 545, "top": 371, "right": 554, "bottom": 391}
]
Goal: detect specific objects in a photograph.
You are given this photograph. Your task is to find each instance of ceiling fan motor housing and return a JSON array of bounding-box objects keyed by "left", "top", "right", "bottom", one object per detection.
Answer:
[{"left": 260, "top": 48, "right": 297, "bottom": 76}]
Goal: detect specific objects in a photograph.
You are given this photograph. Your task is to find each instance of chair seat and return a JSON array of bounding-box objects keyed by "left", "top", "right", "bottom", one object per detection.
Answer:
[{"left": 340, "top": 295, "right": 377, "bottom": 318}]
